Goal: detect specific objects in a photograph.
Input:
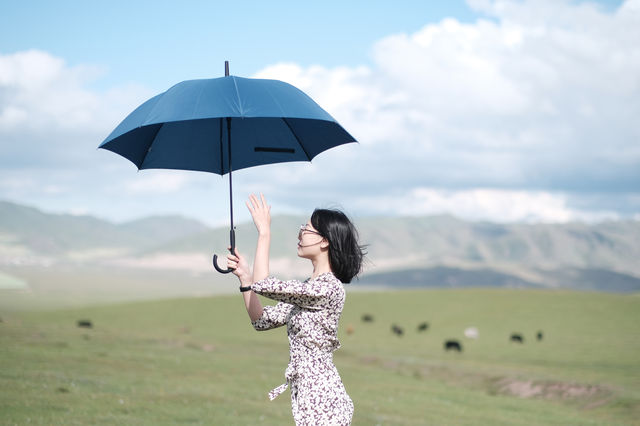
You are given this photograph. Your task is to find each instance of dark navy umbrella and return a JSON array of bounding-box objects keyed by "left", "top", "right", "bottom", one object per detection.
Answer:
[{"left": 99, "top": 62, "right": 356, "bottom": 273}]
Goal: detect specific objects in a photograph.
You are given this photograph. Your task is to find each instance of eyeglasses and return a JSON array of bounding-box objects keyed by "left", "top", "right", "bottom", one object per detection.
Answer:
[{"left": 299, "top": 224, "right": 322, "bottom": 239}]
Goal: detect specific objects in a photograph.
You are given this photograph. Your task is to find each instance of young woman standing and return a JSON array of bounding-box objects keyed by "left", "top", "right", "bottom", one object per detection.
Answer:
[{"left": 227, "top": 193, "right": 366, "bottom": 425}]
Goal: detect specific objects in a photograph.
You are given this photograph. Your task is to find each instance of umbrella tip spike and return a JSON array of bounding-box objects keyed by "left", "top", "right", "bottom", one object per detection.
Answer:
[{"left": 225, "top": 61, "right": 229, "bottom": 77}]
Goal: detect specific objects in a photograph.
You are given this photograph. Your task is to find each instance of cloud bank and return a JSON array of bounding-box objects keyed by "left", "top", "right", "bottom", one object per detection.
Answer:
[
  {"left": 1, "top": 0, "right": 639, "bottom": 224},
  {"left": 253, "top": 0, "right": 640, "bottom": 221}
]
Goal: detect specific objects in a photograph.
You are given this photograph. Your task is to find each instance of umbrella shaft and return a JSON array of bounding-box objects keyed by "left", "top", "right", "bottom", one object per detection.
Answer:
[{"left": 227, "top": 117, "right": 235, "bottom": 251}]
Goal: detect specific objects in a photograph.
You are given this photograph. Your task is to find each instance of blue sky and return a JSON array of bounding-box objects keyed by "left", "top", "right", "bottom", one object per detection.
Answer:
[
  {"left": 1, "top": 0, "right": 638, "bottom": 226},
  {"left": 1, "top": 1, "right": 478, "bottom": 89}
]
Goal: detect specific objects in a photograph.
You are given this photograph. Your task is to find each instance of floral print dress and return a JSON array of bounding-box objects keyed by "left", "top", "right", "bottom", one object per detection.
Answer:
[{"left": 251, "top": 272, "right": 354, "bottom": 425}]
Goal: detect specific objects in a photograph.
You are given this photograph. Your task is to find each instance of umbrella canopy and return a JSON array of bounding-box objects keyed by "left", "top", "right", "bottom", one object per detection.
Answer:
[
  {"left": 99, "top": 65, "right": 356, "bottom": 273},
  {"left": 99, "top": 76, "right": 355, "bottom": 174}
]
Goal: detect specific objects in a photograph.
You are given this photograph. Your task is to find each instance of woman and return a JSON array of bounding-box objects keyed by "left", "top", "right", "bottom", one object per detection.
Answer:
[{"left": 227, "top": 193, "right": 365, "bottom": 425}]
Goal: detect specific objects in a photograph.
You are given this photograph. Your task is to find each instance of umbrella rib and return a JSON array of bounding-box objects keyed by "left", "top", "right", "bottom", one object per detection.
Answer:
[
  {"left": 282, "top": 118, "right": 312, "bottom": 161},
  {"left": 138, "top": 124, "right": 165, "bottom": 170},
  {"left": 231, "top": 76, "right": 244, "bottom": 116}
]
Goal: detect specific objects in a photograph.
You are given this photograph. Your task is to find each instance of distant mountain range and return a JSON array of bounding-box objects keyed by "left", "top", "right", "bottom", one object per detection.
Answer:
[{"left": 1, "top": 200, "right": 639, "bottom": 292}]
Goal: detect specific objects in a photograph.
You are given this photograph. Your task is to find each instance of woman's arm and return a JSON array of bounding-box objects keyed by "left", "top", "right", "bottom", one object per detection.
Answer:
[
  {"left": 226, "top": 193, "right": 272, "bottom": 323},
  {"left": 247, "top": 193, "right": 271, "bottom": 282},
  {"left": 227, "top": 249, "right": 263, "bottom": 322},
  {"left": 252, "top": 275, "right": 336, "bottom": 310},
  {"left": 243, "top": 288, "right": 264, "bottom": 322}
]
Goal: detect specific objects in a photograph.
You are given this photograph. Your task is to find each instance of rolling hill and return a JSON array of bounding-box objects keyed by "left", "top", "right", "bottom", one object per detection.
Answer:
[{"left": 2, "top": 199, "right": 639, "bottom": 292}]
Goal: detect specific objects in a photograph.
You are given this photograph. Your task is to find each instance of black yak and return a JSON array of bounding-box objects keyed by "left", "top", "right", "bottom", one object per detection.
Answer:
[
  {"left": 510, "top": 333, "right": 524, "bottom": 343},
  {"left": 361, "top": 314, "right": 374, "bottom": 323},
  {"left": 391, "top": 324, "right": 404, "bottom": 336},
  {"left": 444, "top": 339, "right": 462, "bottom": 352},
  {"left": 77, "top": 320, "right": 93, "bottom": 329}
]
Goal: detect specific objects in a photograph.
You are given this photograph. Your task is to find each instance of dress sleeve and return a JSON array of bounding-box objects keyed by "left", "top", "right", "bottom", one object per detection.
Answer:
[
  {"left": 251, "top": 301, "right": 293, "bottom": 331},
  {"left": 251, "top": 276, "right": 332, "bottom": 310}
]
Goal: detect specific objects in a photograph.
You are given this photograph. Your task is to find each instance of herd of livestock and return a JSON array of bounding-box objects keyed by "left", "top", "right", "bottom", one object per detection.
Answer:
[
  {"left": 356, "top": 314, "right": 544, "bottom": 353},
  {"left": 76, "top": 316, "right": 544, "bottom": 354}
]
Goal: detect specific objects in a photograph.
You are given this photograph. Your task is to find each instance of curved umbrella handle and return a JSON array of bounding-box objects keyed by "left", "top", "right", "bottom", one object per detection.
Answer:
[
  {"left": 212, "top": 253, "right": 233, "bottom": 274},
  {"left": 212, "top": 228, "right": 236, "bottom": 274}
]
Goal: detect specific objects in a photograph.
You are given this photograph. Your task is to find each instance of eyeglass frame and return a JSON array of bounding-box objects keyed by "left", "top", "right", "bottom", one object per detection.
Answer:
[{"left": 298, "top": 224, "right": 323, "bottom": 239}]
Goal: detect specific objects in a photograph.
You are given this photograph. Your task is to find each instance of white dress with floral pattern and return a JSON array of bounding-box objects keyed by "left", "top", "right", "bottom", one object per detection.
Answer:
[{"left": 251, "top": 272, "right": 353, "bottom": 425}]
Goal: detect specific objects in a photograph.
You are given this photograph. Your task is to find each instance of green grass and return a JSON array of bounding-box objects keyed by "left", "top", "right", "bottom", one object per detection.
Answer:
[{"left": 1, "top": 289, "right": 639, "bottom": 425}]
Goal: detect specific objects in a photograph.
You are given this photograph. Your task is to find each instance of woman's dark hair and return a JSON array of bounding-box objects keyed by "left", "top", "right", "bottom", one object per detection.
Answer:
[{"left": 311, "top": 208, "right": 366, "bottom": 283}]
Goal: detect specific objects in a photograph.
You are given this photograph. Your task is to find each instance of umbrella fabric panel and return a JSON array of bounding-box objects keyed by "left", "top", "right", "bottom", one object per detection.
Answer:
[
  {"left": 139, "top": 117, "right": 354, "bottom": 174},
  {"left": 284, "top": 118, "right": 356, "bottom": 159},
  {"left": 226, "top": 117, "right": 310, "bottom": 172},
  {"left": 204, "top": 117, "right": 354, "bottom": 173},
  {"left": 102, "top": 116, "right": 354, "bottom": 174},
  {"left": 143, "top": 78, "right": 242, "bottom": 124},
  {"left": 101, "top": 94, "right": 163, "bottom": 145},
  {"left": 140, "top": 119, "right": 223, "bottom": 173},
  {"left": 235, "top": 77, "right": 336, "bottom": 120},
  {"left": 137, "top": 117, "right": 308, "bottom": 174},
  {"left": 136, "top": 117, "right": 310, "bottom": 174},
  {"left": 99, "top": 123, "right": 163, "bottom": 170},
  {"left": 102, "top": 76, "right": 338, "bottom": 136}
]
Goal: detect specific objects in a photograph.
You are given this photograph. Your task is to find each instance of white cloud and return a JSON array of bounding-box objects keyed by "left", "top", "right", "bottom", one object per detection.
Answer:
[
  {"left": 353, "top": 187, "right": 620, "bottom": 223},
  {"left": 124, "top": 171, "right": 192, "bottom": 194},
  {"left": 0, "top": 50, "right": 102, "bottom": 129},
  {"left": 1, "top": 1, "right": 638, "bottom": 224},
  {"left": 0, "top": 50, "right": 153, "bottom": 168},
  {"left": 253, "top": 0, "right": 640, "bottom": 222}
]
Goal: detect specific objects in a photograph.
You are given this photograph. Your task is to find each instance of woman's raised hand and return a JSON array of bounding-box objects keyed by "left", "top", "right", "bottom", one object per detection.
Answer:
[{"left": 246, "top": 193, "right": 271, "bottom": 236}]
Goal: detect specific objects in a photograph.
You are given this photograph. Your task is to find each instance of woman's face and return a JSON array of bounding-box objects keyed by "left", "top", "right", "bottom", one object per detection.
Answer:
[{"left": 297, "top": 221, "right": 326, "bottom": 258}]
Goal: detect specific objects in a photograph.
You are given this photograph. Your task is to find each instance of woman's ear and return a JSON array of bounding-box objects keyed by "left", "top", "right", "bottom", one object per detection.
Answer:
[{"left": 320, "top": 238, "right": 330, "bottom": 249}]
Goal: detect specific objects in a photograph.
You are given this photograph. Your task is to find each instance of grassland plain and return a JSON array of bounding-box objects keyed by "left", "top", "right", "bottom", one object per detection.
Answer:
[{"left": 1, "top": 289, "right": 639, "bottom": 425}]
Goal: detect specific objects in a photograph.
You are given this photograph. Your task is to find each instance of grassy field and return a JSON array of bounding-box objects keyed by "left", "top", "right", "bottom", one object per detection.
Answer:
[{"left": 1, "top": 288, "right": 639, "bottom": 425}]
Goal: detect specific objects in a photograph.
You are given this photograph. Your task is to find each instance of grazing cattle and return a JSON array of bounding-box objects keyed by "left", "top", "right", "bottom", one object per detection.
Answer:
[
  {"left": 444, "top": 339, "right": 462, "bottom": 352},
  {"left": 361, "top": 314, "right": 374, "bottom": 323},
  {"left": 537, "top": 331, "right": 544, "bottom": 341},
  {"left": 417, "top": 322, "right": 429, "bottom": 332},
  {"left": 346, "top": 324, "right": 355, "bottom": 335},
  {"left": 77, "top": 320, "right": 93, "bottom": 329},
  {"left": 391, "top": 324, "right": 404, "bottom": 336},
  {"left": 510, "top": 333, "right": 524, "bottom": 343}
]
